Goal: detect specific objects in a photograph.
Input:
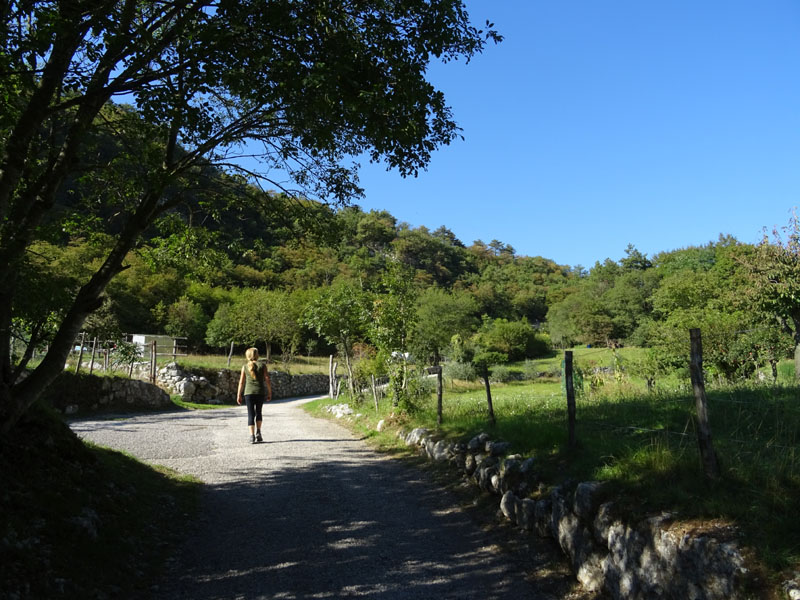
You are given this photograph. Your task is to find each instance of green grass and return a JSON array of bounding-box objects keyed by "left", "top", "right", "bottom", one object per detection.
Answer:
[
  {"left": 176, "top": 353, "right": 331, "bottom": 374},
  {"left": 170, "top": 394, "right": 230, "bottom": 410},
  {"left": 0, "top": 404, "right": 201, "bottom": 598},
  {"left": 305, "top": 366, "right": 800, "bottom": 582}
]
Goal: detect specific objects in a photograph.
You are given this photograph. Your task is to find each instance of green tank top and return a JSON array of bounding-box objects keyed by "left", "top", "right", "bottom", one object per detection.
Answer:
[{"left": 243, "top": 362, "right": 267, "bottom": 396}]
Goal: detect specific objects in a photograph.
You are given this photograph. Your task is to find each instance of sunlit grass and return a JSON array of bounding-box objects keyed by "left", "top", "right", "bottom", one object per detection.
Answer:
[
  {"left": 307, "top": 372, "right": 800, "bottom": 573},
  {"left": 176, "top": 353, "right": 331, "bottom": 374}
]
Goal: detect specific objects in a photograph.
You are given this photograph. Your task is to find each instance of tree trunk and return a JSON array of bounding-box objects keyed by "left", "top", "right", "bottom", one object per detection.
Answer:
[
  {"left": 689, "top": 328, "right": 721, "bottom": 480},
  {"left": 343, "top": 347, "right": 356, "bottom": 400},
  {"left": 482, "top": 367, "right": 496, "bottom": 426},
  {"left": 794, "top": 340, "right": 800, "bottom": 381},
  {"left": 227, "top": 341, "right": 235, "bottom": 367},
  {"left": 370, "top": 375, "right": 379, "bottom": 412}
]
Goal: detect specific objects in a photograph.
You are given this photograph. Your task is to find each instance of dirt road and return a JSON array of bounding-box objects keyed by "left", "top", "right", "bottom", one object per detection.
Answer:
[{"left": 71, "top": 397, "right": 582, "bottom": 599}]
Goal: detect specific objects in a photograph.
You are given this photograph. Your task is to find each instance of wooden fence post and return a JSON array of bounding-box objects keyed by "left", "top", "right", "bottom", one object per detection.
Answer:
[
  {"left": 689, "top": 328, "right": 721, "bottom": 479},
  {"left": 172, "top": 338, "right": 178, "bottom": 362},
  {"left": 227, "top": 341, "right": 234, "bottom": 367},
  {"left": 329, "top": 355, "right": 335, "bottom": 399},
  {"left": 88, "top": 337, "right": 98, "bottom": 375},
  {"left": 74, "top": 332, "right": 86, "bottom": 374},
  {"left": 434, "top": 366, "right": 444, "bottom": 426},
  {"left": 564, "top": 350, "right": 576, "bottom": 448},
  {"left": 370, "top": 374, "right": 379, "bottom": 412},
  {"left": 150, "top": 340, "right": 157, "bottom": 384}
]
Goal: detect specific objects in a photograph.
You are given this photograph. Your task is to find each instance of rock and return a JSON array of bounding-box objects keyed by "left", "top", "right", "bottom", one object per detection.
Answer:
[
  {"left": 592, "top": 502, "right": 616, "bottom": 546},
  {"left": 574, "top": 481, "right": 606, "bottom": 519},
  {"left": 533, "top": 498, "right": 554, "bottom": 537},
  {"left": 500, "top": 491, "right": 520, "bottom": 523},
  {"left": 486, "top": 440, "right": 511, "bottom": 456},
  {"left": 476, "top": 464, "right": 499, "bottom": 493},
  {"left": 499, "top": 458, "right": 523, "bottom": 493},
  {"left": 376, "top": 419, "right": 385, "bottom": 432},
  {"left": 431, "top": 440, "right": 450, "bottom": 462},
  {"left": 464, "top": 454, "right": 478, "bottom": 476},
  {"left": 176, "top": 379, "right": 196, "bottom": 398},
  {"left": 406, "top": 428, "right": 429, "bottom": 446},
  {"left": 467, "top": 432, "right": 490, "bottom": 452},
  {"left": 518, "top": 498, "right": 536, "bottom": 531}
]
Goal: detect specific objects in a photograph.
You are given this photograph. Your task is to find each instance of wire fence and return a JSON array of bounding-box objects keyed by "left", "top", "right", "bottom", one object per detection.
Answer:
[{"left": 562, "top": 332, "right": 800, "bottom": 480}]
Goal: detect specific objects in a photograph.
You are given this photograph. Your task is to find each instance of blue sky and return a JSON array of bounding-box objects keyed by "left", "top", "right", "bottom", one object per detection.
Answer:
[{"left": 350, "top": 1, "right": 800, "bottom": 269}]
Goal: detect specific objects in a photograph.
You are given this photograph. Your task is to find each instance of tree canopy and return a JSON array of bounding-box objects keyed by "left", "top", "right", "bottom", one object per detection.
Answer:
[{"left": 0, "top": 0, "right": 500, "bottom": 433}]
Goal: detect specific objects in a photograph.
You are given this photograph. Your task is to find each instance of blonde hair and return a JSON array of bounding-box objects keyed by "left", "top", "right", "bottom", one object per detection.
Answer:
[{"left": 245, "top": 347, "right": 259, "bottom": 380}]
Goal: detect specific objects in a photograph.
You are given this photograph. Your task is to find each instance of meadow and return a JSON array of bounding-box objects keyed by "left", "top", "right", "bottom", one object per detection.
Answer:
[{"left": 303, "top": 347, "right": 800, "bottom": 579}]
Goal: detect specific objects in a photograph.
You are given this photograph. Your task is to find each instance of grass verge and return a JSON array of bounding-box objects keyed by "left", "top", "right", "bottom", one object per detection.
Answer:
[
  {"left": 170, "top": 394, "right": 230, "bottom": 410},
  {"left": 0, "top": 403, "right": 201, "bottom": 599}
]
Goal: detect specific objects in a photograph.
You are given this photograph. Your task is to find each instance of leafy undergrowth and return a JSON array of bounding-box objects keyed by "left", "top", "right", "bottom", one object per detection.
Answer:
[
  {"left": 304, "top": 380, "right": 800, "bottom": 594},
  {"left": 0, "top": 403, "right": 200, "bottom": 599}
]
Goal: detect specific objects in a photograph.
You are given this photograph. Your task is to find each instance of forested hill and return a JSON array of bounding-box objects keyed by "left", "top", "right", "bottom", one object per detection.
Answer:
[
  {"left": 35, "top": 149, "right": 796, "bottom": 383},
  {"left": 23, "top": 99, "right": 797, "bottom": 378}
]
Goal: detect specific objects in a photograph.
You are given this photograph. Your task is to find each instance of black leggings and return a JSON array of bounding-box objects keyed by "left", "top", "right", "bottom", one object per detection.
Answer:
[{"left": 244, "top": 394, "right": 264, "bottom": 427}]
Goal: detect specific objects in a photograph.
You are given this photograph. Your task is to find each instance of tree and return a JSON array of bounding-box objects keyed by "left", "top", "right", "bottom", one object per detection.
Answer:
[
  {"left": 304, "top": 282, "right": 370, "bottom": 399},
  {"left": 412, "top": 288, "right": 478, "bottom": 365},
  {"left": 0, "top": 1, "right": 499, "bottom": 433},
  {"left": 449, "top": 334, "right": 503, "bottom": 426},
  {"left": 745, "top": 214, "right": 800, "bottom": 379},
  {"left": 370, "top": 263, "right": 418, "bottom": 408},
  {"left": 164, "top": 296, "right": 207, "bottom": 349},
  {"left": 475, "top": 316, "right": 547, "bottom": 361},
  {"left": 205, "top": 302, "right": 238, "bottom": 351},
  {"left": 233, "top": 289, "right": 297, "bottom": 362}
]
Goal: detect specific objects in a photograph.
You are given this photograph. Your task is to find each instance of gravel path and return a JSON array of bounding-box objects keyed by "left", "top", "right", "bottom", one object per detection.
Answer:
[{"left": 71, "top": 397, "right": 582, "bottom": 600}]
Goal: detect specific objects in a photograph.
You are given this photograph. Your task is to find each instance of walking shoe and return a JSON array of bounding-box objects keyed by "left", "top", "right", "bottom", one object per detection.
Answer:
[
  {"left": 250, "top": 435, "right": 256, "bottom": 444},
  {"left": 256, "top": 432, "right": 263, "bottom": 443}
]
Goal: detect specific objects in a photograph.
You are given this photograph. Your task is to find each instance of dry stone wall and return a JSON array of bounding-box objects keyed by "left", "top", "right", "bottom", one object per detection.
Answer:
[
  {"left": 156, "top": 363, "right": 328, "bottom": 404},
  {"left": 390, "top": 425, "right": 749, "bottom": 600},
  {"left": 44, "top": 372, "right": 172, "bottom": 416}
]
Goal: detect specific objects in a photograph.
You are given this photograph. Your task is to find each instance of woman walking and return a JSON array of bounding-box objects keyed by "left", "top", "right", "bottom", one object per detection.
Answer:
[{"left": 236, "top": 347, "right": 272, "bottom": 443}]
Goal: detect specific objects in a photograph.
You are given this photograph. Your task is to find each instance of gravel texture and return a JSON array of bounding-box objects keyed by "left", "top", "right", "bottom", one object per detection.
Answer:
[{"left": 70, "top": 397, "right": 584, "bottom": 599}]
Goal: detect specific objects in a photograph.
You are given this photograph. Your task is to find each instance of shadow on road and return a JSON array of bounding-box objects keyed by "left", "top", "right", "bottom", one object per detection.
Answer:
[{"left": 157, "top": 449, "right": 565, "bottom": 599}]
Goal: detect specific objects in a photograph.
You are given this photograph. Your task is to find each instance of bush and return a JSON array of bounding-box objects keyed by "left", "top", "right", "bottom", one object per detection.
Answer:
[
  {"left": 443, "top": 361, "right": 476, "bottom": 382},
  {"left": 476, "top": 317, "right": 550, "bottom": 361},
  {"left": 522, "top": 360, "right": 540, "bottom": 380},
  {"left": 489, "top": 364, "right": 517, "bottom": 383}
]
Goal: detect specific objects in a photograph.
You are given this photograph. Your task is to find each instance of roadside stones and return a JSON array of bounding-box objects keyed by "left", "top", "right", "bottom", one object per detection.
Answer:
[
  {"left": 325, "top": 404, "right": 354, "bottom": 419},
  {"left": 467, "top": 432, "right": 489, "bottom": 451},
  {"left": 783, "top": 575, "right": 800, "bottom": 600},
  {"left": 486, "top": 440, "right": 511, "bottom": 456},
  {"left": 390, "top": 421, "right": 748, "bottom": 600}
]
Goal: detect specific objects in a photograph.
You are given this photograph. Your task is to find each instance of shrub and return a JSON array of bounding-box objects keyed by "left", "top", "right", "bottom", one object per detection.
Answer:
[
  {"left": 522, "top": 359, "right": 540, "bottom": 380},
  {"left": 489, "top": 364, "right": 516, "bottom": 383},
  {"left": 443, "top": 361, "right": 476, "bottom": 382}
]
